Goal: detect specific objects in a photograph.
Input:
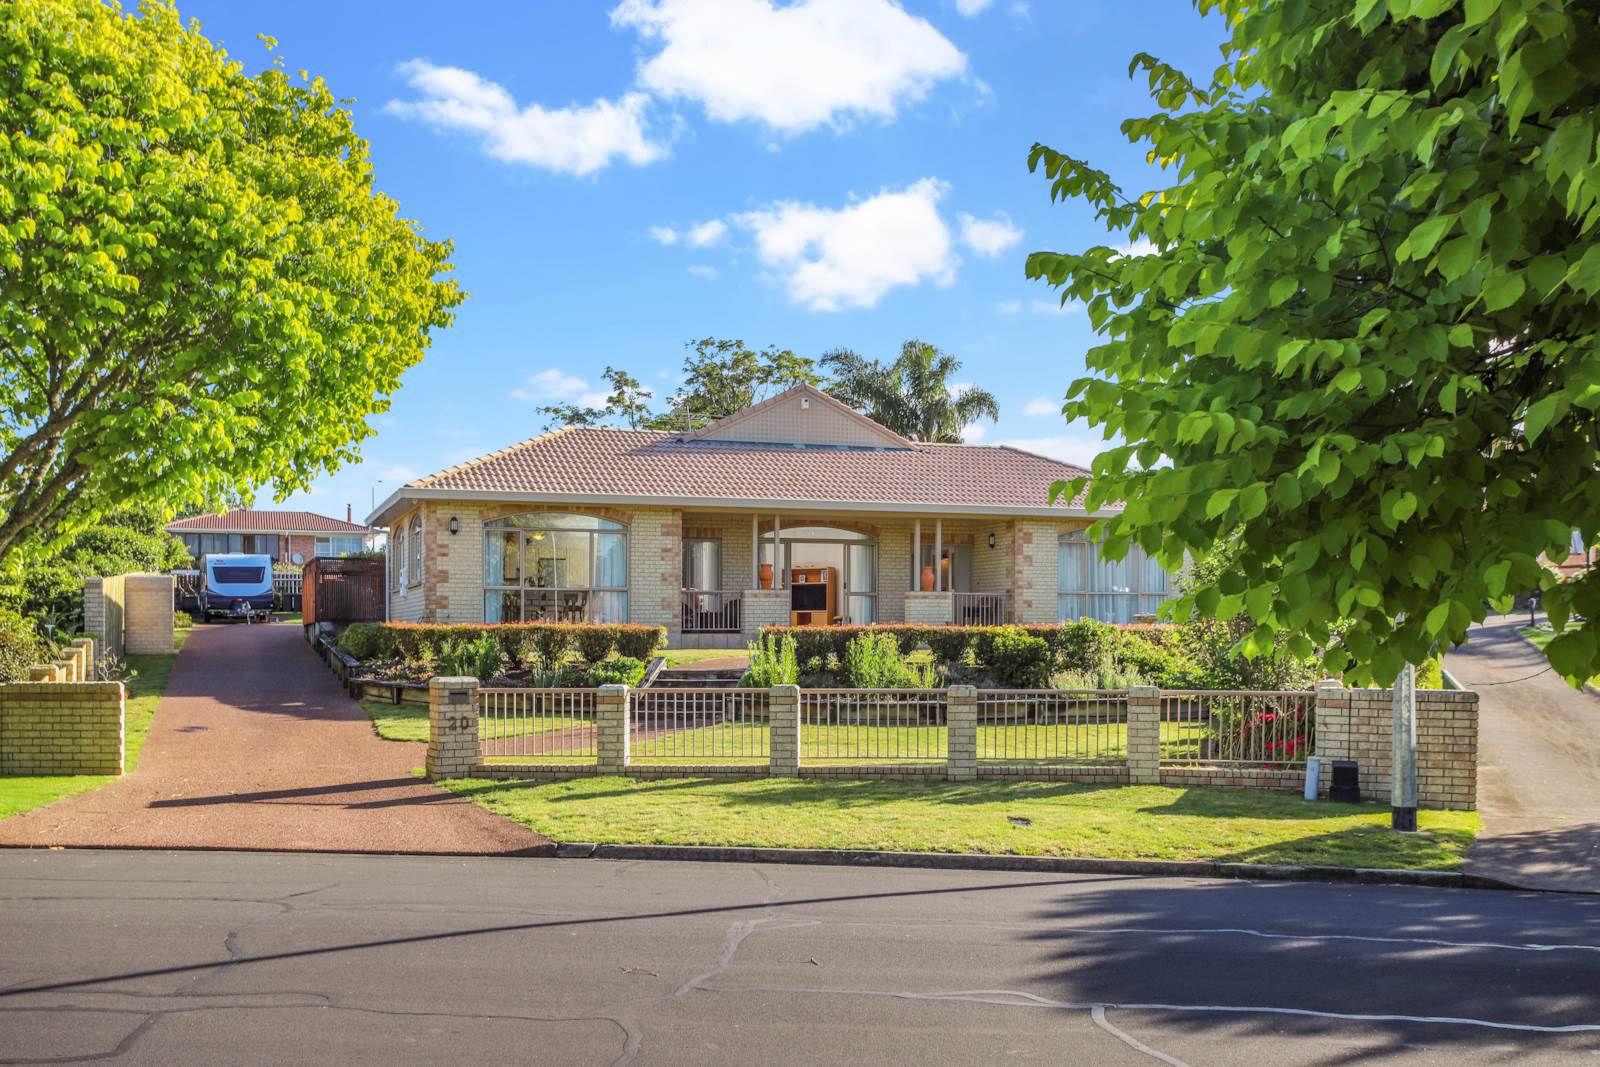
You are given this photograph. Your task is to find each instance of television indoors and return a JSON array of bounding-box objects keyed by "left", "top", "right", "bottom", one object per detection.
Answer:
[{"left": 791, "top": 583, "right": 827, "bottom": 611}]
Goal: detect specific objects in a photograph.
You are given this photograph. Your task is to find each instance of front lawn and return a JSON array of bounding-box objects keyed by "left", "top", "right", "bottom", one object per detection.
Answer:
[
  {"left": 0, "top": 650, "right": 178, "bottom": 821},
  {"left": 437, "top": 775, "right": 1480, "bottom": 871},
  {"left": 359, "top": 697, "right": 429, "bottom": 742}
]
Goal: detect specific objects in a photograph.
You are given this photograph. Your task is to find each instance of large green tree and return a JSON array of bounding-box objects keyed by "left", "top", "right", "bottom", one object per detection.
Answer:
[
  {"left": 0, "top": 0, "right": 462, "bottom": 571},
  {"left": 1028, "top": 0, "right": 1600, "bottom": 686},
  {"left": 823, "top": 341, "right": 1000, "bottom": 442}
]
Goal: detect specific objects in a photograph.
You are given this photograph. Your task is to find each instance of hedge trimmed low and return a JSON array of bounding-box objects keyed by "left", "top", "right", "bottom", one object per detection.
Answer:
[{"left": 337, "top": 621, "right": 666, "bottom": 665}]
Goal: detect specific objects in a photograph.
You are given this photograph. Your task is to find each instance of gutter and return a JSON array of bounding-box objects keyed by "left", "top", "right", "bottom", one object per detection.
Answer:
[{"left": 366, "top": 487, "right": 1109, "bottom": 528}]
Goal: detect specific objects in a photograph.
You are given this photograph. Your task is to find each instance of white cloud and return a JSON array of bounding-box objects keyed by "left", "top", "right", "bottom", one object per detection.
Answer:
[
  {"left": 1031, "top": 297, "right": 1081, "bottom": 315},
  {"left": 685, "top": 219, "right": 727, "bottom": 247},
  {"left": 1113, "top": 237, "right": 1157, "bottom": 258},
  {"left": 387, "top": 60, "right": 667, "bottom": 175},
  {"left": 511, "top": 369, "right": 609, "bottom": 407},
  {"left": 1023, "top": 396, "right": 1060, "bottom": 417},
  {"left": 688, "top": 264, "right": 719, "bottom": 280},
  {"left": 994, "top": 299, "right": 1022, "bottom": 315},
  {"left": 957, "top": 212, "right": 1022, "bottom": 258},
  {"left": 999, "top": 433, "right": 1108, "bottom": 469},
  {"left": 955, "top": 0, "right": 994, "bottom": 13},
  {"left": 648, "top": 225, "right": 680, "bottom": 245},
  {"left": 735, "top": 177, "right": 957, "bottom": 310},
  {"left": 610, "top": 0, "right": 966, "bottom": 133},
  {"left": 961, "top": 422, "right": 988, "bottom": 442}
]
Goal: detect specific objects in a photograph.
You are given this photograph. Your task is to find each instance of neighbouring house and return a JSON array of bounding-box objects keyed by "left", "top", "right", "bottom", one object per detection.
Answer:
[
  {"left": 366, "top": 385, "right": 1176, "bottom": 647},
  {"left": 166, "top": 508, "right": 377, "bottom": 566}
]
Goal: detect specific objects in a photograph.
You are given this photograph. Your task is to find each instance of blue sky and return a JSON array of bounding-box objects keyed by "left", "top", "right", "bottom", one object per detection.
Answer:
[{"left": 177, "top": 0, "right": 1228, "bottom": 522}]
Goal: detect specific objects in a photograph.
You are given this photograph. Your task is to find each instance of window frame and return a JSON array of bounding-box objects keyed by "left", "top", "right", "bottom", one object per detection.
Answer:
[
  {"left": 1057, "top": 530, "right": 1177, "bottom": 623},
  {"left": 483, "top": 512, "right": 629, "bottom": 623}
]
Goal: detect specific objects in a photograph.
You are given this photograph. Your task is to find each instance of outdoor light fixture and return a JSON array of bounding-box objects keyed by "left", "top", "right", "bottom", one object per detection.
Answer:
[
  {"left": 448, "top": 516, "right": 460, "bottom": 536},
  {"left": 987, "top": 532, "right": 997, "bottom": 549}
]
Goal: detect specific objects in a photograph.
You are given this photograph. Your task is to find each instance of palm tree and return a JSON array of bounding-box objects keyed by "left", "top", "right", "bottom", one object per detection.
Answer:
[{"left": 822, "top": 341, "right": 1000, "bottom": 443}]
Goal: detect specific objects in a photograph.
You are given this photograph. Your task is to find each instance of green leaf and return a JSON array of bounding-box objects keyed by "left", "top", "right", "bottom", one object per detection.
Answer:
[
  {"left": 1523, "top": 394, "right": 1565, "bottom": 442},
  {"left": 1481, "top": 272, "right": 1526, "bottom": 312},
  {"left": 1425, "top": 602, "right": 1451, "bottom": 636}
]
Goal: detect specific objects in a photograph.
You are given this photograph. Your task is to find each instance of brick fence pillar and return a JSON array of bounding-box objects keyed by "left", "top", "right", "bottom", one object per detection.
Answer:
[
  {"left": 71, "top": 638, "right": 93, "bottom": 680},
  {"left": 1127, "top": 685, "right": 1161, "bottom": 785},
  {"left": 946, "top": 685, "right": 977, "bottom": 781},
  {"left": 27, "top": 664, "right": 57, "bottom": 681},
  {"left": 596, "top": 684, "right": 631, "bottom": 774},
  {"left": 426, "top": 676, "right": 479, "bottom": 780},
  {"left": 768, "top": 684, "right": 800, "bottom": 776}
]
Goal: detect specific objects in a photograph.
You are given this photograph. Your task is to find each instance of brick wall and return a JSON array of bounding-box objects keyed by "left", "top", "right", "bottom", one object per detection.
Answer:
[
  {"left": 1315, "top": 686, "right": 1478, "bottom": 810},
  {"left": 904, "top": 591, "right": 955, "bottom": 625},
  {"left": 1012, "top": 518, "right": 1089, "bottom": 623},
  {"left": 83, "top": 575, "right": 126, "bottom": 660},
  {"left": 0, "top": 681, "right": 125, "bottom": 775},
  {"left": 123, "top": 574, "right": 174, "bottom": 654}
]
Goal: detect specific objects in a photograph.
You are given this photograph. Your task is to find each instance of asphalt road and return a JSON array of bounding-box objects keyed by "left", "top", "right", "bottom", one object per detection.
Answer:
[{"left": 3, "top": 851, "right": 1600, "bottom": 1065}]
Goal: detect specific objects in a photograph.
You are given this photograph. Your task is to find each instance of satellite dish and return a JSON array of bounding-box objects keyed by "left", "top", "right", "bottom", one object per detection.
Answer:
[{"left": 291, "top": 552, "right": 304, "bottom": 565}]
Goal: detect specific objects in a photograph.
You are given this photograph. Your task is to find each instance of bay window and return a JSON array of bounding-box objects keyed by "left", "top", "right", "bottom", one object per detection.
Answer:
[
  {"left": 484, "top": 513, "right": 628, "bottom": 623},
  {"left": 1058, "top": 530, "right": 1176, "bottom": 624}
]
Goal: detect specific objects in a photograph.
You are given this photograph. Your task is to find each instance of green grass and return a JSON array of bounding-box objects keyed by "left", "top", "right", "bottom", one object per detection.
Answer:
[
  {"left": 359, "top": 697, "right": 431, "bottom": 742},
  {"left": 661, "top": 647, "right": 748, "bottom": 667},
  {"left": 437, "top": 775, "right": 1480, "bottom": 871},
  {"left": 1520, "top": 625, "right": 1597, "bottom": 686},
  {"left": 0, "top": 650, "right": 179, "bottom": 821}
]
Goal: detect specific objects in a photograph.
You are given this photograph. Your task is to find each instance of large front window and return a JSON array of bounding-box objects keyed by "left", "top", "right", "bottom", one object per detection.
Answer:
[
  {"left": 484, "top": 513, "right": 628, "bottom": 623},
  {"left": 1058, "top": 531, "right": 1176, "bottom": 623}
]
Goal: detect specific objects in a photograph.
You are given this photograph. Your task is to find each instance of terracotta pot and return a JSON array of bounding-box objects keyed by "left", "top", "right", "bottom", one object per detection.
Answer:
[
  {"left": 920, "top": 564, "right": 936, "bottom": 592},
  {"left": 759, "top": 563, "right": 774, "bottom": 590}
]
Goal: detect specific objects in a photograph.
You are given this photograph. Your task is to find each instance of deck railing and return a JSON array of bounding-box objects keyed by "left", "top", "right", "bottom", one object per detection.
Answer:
[
  {"left": 630, "top": 687, "right": 769, "bottom": 763},
  {"left": 479, "top": 688, "right": 598, "bottom": 763},
  {"left": 954, "top": 591, "right": 1009, "bottom": 626},
  {"left": 976, "top": 689, "right": 1127, "bottom": 765},
  {"left": 681, "top": 589, "right": 742, "bottom": 633}
]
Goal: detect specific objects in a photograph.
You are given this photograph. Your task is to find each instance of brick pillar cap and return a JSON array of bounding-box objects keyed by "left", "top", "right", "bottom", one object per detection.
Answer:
[
  {"left": 1128, "top": 685, "right": 1161, "bottom": 697},
  {"left": 597, "top": 683, "right": 630, "bottom": 694},
  {"left": 768, "top": 684, "right": 800, "bottom": 696},
  {"left": 429, "top": 676, "right": 480, "bottom": 689},
  {"left": 1316, "top": 678, "right": 1343, "bottom": 688},
  {"left": 946, "top": 684, "right": 978, "bottom": 696}
]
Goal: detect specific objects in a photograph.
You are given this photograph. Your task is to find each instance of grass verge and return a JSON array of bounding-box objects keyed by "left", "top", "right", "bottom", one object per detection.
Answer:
[
  {"left": 437, "top": 775, "right": 1480, "bottom": 871},
  {"left": 0, "top": 650, "right": 179, "bottom": 821},
  {"left": 359, "top": 697, "right": 429, "bottom": 742}
]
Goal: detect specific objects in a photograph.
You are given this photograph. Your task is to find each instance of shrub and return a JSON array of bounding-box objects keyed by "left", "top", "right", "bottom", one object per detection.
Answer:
[
  {"left": 173, "top": 611, "right": 194, "bottom": 630},
  {"left": 0, "top": 609, "right": 45, "bottom": 682},
  {"left": 839, "top": 631, "right": 943, "bottom": 688},
  {"left": 336, "top": 623, "right": 383, "bottom": 660},
  {"left": 1107, "top": 630, "right": 1195, "bottom": 688},
  {"left": 574, "top": 627, "right": 615, "bottom": 664},
  {"left": 981, "top": 626, "right": 1052, "bottom": 688},
  {"left": 1053, "top": 619, "right": 1118, "bottom": 674},
  {"left": 1417, "top": 655, "right": 1444, "bottom": 690},
  {"left": 922, "top": 626, "right": 973, "bottom": 664},
  {"left": 613, "top": 624, "right": 667, "bottom": 660},
  {"left": 527, "top": 625, "right": 577, "bottom": 668},
  {"left": 436, "top": 633, "right": 505, "bottom": 681},
  {"left": 742, "top": 631, "right": 799, "bottom": 687},
  {"left": 1054, "top": 647, "right": 1146, "bottom": 690},
  {"left": 587, "top": 655, "right": 646, "bottom": 687}
]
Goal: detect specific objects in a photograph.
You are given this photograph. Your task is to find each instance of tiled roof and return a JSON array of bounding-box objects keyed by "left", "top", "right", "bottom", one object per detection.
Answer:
[
  {"left": 405, "top": 427, "right": 1100, "bottom": 511},
  {"left": 166, "top": 509, "right": 371, "bottom": 534}
]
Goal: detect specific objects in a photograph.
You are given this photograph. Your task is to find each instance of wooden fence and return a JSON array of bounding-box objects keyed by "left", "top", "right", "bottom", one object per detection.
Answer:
[{"left": 302, "top": 557, "right": 384, "bottom": 625}]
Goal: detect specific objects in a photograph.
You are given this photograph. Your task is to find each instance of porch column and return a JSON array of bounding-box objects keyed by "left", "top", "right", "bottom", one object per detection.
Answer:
[
  {"left": 913, "top": 520, "right": 922, "bottom": 590},
  {"left": 774, "top": 513, "right": 783, "bottom": 588},
  {"left": 934, "top": 520, "right": 943, "bottom": 592},
  {"left": 751, "top": 514, "right": 759, "bottom": 588}
]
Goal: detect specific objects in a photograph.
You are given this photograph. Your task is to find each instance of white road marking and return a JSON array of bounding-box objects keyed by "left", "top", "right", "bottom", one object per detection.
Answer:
[{"left": 1092, "top": 1005, "right": 1194, "bottom": 1067}]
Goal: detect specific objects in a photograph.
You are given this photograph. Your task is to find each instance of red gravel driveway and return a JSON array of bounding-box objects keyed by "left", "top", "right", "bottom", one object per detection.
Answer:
[{"left": 0, "top": 623, "right": 551, "bottom": 856}]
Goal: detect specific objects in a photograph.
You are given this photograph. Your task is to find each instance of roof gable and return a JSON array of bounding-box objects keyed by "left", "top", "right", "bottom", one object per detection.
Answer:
[
  {"left": 685, "top": 385, "right": 913, "bottom": 450},
  {"left": 166, "top": 509, "right": 371, "bottom": 534}
]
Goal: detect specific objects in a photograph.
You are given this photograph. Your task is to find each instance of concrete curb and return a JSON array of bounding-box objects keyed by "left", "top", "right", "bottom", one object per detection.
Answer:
[{"left": 553, "top": 842, "right": 1550, "bottom": 892}]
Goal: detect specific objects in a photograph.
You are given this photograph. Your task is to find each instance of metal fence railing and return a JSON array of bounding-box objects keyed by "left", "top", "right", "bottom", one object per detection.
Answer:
[
  {"left": 1158, "top": 690, "right": 1314, "bottom": 766},
  {"left": 954, "top": 591, "right": 1008, "bottom": 626},
  {"left": 976, "top": 689, "right": 1128, "bottom": 765},
  {"left": 800, "top": 689, "right": 947, "bottom": 764},
  {"left": 681, "top": 589, "right": 742, "bottom": 633},
  {"left": 479, "top": 688, "right": 597, "bottom": 763},
  {"left": 629, "top": 688, "right": 769, "bottom": 764}
]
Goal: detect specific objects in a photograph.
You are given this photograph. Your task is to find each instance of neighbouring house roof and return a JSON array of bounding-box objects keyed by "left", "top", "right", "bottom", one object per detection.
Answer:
[
  {"left": 370, "top": 385, "right": 1103, "bottom": 526},
  {"left": 166, "top": 509, "right": 372, "bottom": 535}
]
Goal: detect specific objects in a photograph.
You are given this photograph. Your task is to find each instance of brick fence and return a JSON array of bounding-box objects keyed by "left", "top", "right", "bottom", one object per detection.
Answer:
[
  {"left": 1, "top": 633, "right": 125, "bottom": 777},
  {"left": 428, "top": 681, "right": 1479, "bottom": 810},
  {"left": 84, "top": 573, "right": 173, "bottom": 659}
]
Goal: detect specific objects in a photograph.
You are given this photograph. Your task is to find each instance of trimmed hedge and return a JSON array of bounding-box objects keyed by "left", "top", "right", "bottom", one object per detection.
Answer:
[{"left": 336, "top": 621, "right": 666, "bottom": 666}]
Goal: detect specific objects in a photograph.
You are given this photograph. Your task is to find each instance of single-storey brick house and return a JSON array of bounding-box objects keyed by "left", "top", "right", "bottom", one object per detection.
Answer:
[
  {"left": 167, "top": 508, "right": 376, "bottom": 565},
  {"left": 367, "top": 386, "right": 1175, "bottom": 647}
]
